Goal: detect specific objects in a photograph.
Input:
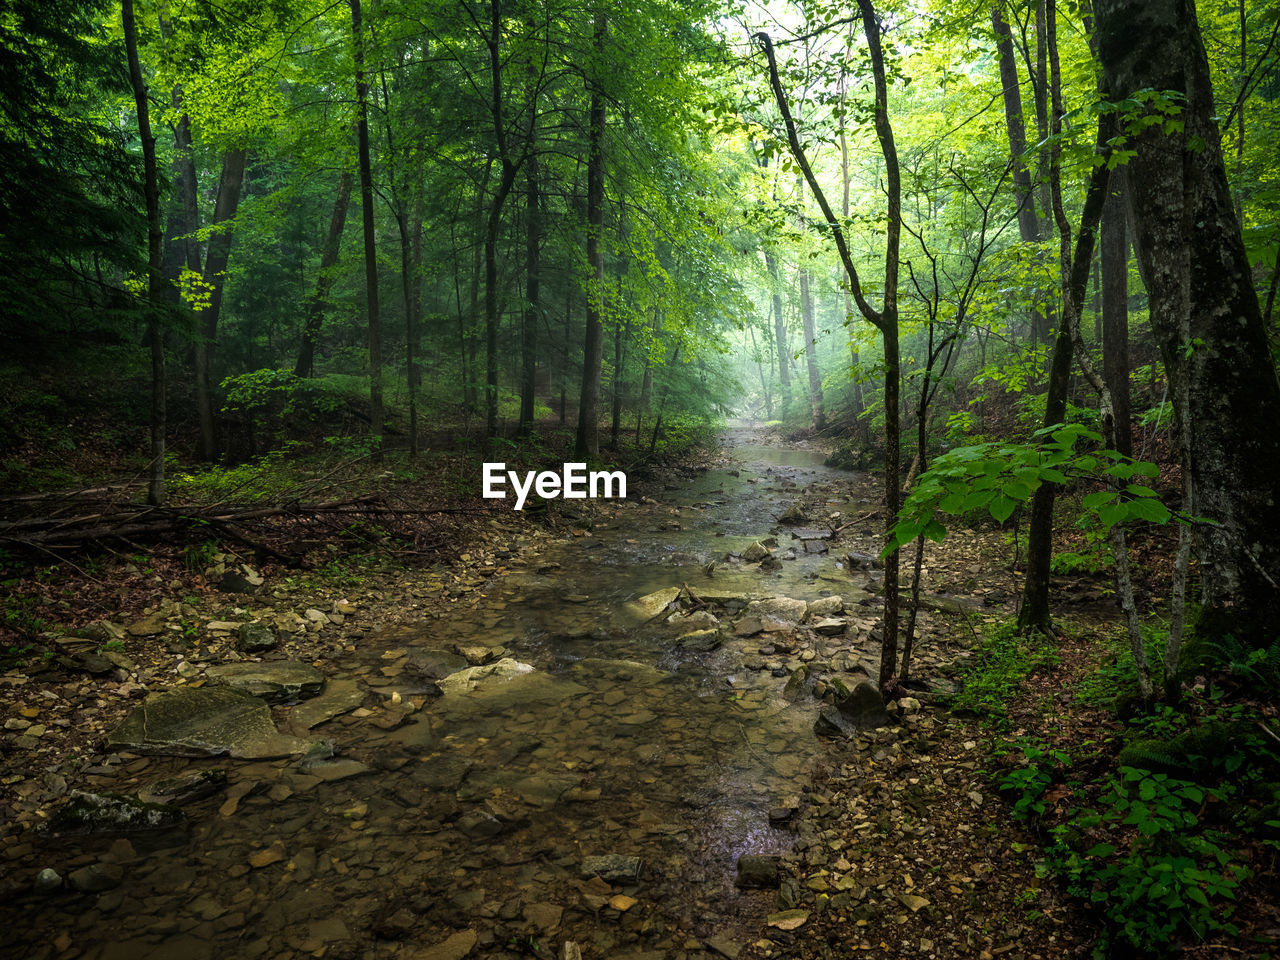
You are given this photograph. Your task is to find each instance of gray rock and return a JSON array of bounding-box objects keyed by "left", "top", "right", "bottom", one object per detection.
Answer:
[
  {"left": 218, "top": 570, "right": 262, "bottom": 594},
  {"left": 303, "top": 758, "right": 372, "bottom": 782},
  {"left": 778, "top": 502, "right": 808, "bottom": 524},
  {"left": 759, "top": 554, "right": 783, "bottom": 572},
  {"left": 807, "top": 595, "right": 845, "bottom": 619},
  {"left": 68, "top": 863, "right": 123, "bottom": 893},
  {"left": 106, "top": 686, "right": 318, "bottom": 759},
  {"left": 628, "top": 586, "right": 681, "bottom": 620},
  {"left": 405, "top": 649, "right": 469, "bottom": 680},
  {"left": 676, "top": 629, "right": 722, "bottom": 653},
  {"left": 782, "top": 666, "right": 811, "bottom": 702},
  {"left": 289, "top": 679, "right": 367, "bottom": 729},
  {"left": 46, "top": 790, "right": 185, "bottom": 836},
  {"left": 438, "top": 658, "right": 534, "bottom": 695},
  {"left": 735, "top": 854, "right": 781, "bottom": 889},
  {"left": 33, "top": 868, "right": 62, "bottom": 895},
  {"left": 814, "top": 680, "right": 890, "bottom": 738},
  {"left": 457, "top": 809, "right": 505, "bottom": 838},
  {"left": 237, "top": 623, "right": 278, "bottom": 653},
  {"left": 740, "top": 541, "right": 771, "bottom": 563},
  {"left": 802, "top": 539, "right": 829, "bottom": 554},
  {"left": 743, "top": 597, "right": 808, "bottom": 626},
  {"left": 138, "top": 769, "right": 228, "bottom": 805},
  {"left": 810, "top": 617, "right": 848, "bottom": 637},
  {"left": 580, "top": 854, "right": 642, "bottom": 883},
  {"left": 204, "top": 661, "right": 324, "bottom": 702}
]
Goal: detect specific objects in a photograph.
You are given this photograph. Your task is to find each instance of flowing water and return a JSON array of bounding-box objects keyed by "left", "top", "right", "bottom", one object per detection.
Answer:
[{"left": 8, "top": 430, "right": 888, "bottom": 960}]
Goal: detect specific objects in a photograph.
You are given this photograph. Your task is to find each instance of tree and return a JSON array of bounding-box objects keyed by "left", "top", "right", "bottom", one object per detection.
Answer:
[
  {"left": 1095, "top": 0, "right": 1280, "bottom": 643},
  {"left": 575, "top": 8, "right": 608, "bottom": 458},
  {"left": 350, "top": 0, "right": 382, "bottom": 455}
]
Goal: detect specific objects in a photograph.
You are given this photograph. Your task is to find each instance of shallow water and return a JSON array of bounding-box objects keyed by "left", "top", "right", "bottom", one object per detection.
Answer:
[{"left": 10, "top": 430, "right": 883, "bottom": 960}]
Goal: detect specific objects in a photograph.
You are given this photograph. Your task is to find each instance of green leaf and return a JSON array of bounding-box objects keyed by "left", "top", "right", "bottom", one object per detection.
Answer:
[
  {"left": 1081, "top": 490, "right": 1116, "bottom": 510},
  {"left": 1100, "top": 502, "right": 1128, "bottom": 528},
  {"left": 989, "top": 496, "right": 1017, "bottom": 524},
  {"left": 1127, "top": 498, "right": 1171, "bottom": 523}
]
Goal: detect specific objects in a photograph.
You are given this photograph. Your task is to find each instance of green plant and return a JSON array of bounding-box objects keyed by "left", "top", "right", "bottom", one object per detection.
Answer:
[
  {"left": 995, "top": 738, "right": 1073, "bottom": 820},
  {"left": 1041, "top": 767, "right": 1248, "bottom": 957},
  {"left": 1194, "top": 634, "right": 1280, "bottom": 694},
  {"left": 952, "top": 622, "right": 1060, "bottom": 726},
  {"left": 97, "top": 639, "right": 125, "bottom": 653}
]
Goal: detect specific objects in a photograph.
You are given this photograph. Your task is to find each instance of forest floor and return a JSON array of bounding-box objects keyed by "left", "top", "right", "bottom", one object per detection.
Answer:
[{"left": 1, "top": 425, "right": 1277, "bottom": 959}]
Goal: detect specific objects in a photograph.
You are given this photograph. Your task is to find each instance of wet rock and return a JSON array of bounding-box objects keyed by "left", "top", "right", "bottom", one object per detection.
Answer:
[
  {"left": 898, "top": 696, "right": 922, "bottom": 715},
  {"left": 106, "top": 686, "right": 318, "bottom": 759},
  {"left": 668, "top": 610, "right": 719, "bottom": 630},
  {"left": 438, "top": 658, "right": 535, "bottom": 695},
  {"left": 814, "top": 680, "right": 890, "bottom": 737},
  {"left": 290, "top": 679, "right": 366, "bottom": 729},
  {"left": 457, "top": 810, "right": 505, "bottom": 839},
  {"left": 628, "top": 587, "right": 681, "bottom": 620},
  {"left": 236, "top": 623, "right": 278, "bottom": 653},
  {"left": 766, "top": 909, "right": 808, "bottom": 931},
  {"left": 418, "top": 929, "right": 477, "bottom": 960},
  {"left": 405, "top": 649, "right": 469, "bottom": 679},
  {"left": 454, "top": 644, "right": 502, "bottom": 665},
  {"left": 707, "top": 936, "right": 744, "bottom": 959},
  {"left": 782, "top": 666, "right": 812, "bottom": 702},
  {"left": 302, "top": 758, "right": 372, "bottom": 782},
  {"left": 802, "top": 539, "right": 829, "bottom": 554},
  {"left": 45, "top": 790, "right": 185, "bottom": 836},
  {"left": 68, "top": 863, "right": 124, "bottom": 893},
  {"left": 735, "top": 854, "right": 781, "bottom": 889},
  {"left": 580, "top": 854, "right": 642, "bottom": 883},
  {"left": 778, "top": 503, "right": 808, "bottom": 524},
  {"left": 33, "top": 868, "right": 62, "bottom": 895},
  {"left": 676, "top": 630, "right": 722, "bottom": 653},
  {"left": 807, "top": 595, "right": 845, "bottom": 619},
  {"left": 740, "top": 541, "right": 771, "bottom": 563},
  {"left": 204, "top": 661, "right": 324, "bottom": 702},
  {"left": 744, "top": 597, "right": 808, "bottom": 626},
  {"left": 733, "top": 618, "right": 763, "bottom": 637},
  {"left": 138, "top": 768, "right": 228, "bottom": 805},
  {"left": 523, "top": 902, "right": 563, "bottom": 932}
]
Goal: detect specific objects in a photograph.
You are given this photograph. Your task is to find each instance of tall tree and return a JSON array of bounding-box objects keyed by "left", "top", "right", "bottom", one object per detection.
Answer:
[
  {"left": 350, "top": 0, "right": 382, "bottom": 455},
  {"left": 575, "top": 8, "right": 607, "bottom": 458},
  {"left": 122, "top": 0, "right": 165, "bottom": 505},
  {"left": 1100, "top": 166, "right": 1132, "bottom": 456},
  {"left": 1095, "top": 0, "right": 1280, "bottom": 643}
]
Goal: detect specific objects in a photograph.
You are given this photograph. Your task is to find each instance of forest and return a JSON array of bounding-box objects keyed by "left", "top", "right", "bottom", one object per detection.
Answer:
[{"left": 2, "top": 0, "right": 1280, "bottom": 957}]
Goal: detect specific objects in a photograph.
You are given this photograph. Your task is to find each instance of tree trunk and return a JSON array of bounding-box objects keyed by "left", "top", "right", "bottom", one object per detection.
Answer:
[
  {"left": 1101, "top": 165, "right": 1132, "bottom": 456},
  {"left": 764, "top": 248, "right": 790, "bottom": 404},
  {"left": 991, "top": 5, "right": 1040, "bottom": 243},
  {"left": 351, "top": 0, "right": 382, "bottom": 456},
  {"left": 519, "top": 152, "right": 540, "bottom": 436},
  {"left": 123, "top": 0, "right": 165, "bottom": 506},
  {"left": 160, "top": 105, "right": 200, "bottom": 301},
  {"left": 1096, "top": 0, "right": 1280, "bottom": 643},
  {"left": 799, "top": 268, "right": 825, "bottom": 431},
  {"left": 295, "top": 169, "right": 353, "bottom": 378},
  {"left": 575, "top": 9, "right": 607, "bottom": 458}
]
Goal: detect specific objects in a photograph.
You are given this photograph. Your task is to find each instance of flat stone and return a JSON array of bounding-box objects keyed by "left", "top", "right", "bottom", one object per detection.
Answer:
[
  {"left": 218, "top": 571, "right": 262, "bottom": 594},
  {"left": 580, "top": 854, "right": 642, "bottom": 883},
  {"left": 454, "top": 645, "right": 501, "bottom": 665},
  {"left": 46, "top": 790, "right": 184, "bottom": 836},
  {"left": 807, "top": 595, "right": 845, "bottom": 619},
  {"left": 106, "top": 686, "right": 318, "bottom": 759},
  {"left": 289, "top": 680, "right": 366, "bottom": 729},
  {"left": 814, "top": 680, "right": 890, "bottom": 737},
  {"left": 743, "top": 597, "right": 808, "bottom": 626},
  {"left": 33, "top": 868, "right": 62, "bottom": 894},
  {"left": 126, "top": 613, "right": 167, "bottom": 637},
  {"left": 766, "top": 909, "right": 809, "bottom": 931},
  {"left": 137, "top": 769, "right": 228, "bottom": 805},
  {"left": 205, "top": 661, "right": 324, "bottom": 702},
  {"left": 627, "top": 587, "right": 681, "bottom": 620},
  {"left": 415, "top": 929, "right": 477, "bottom": 960},
  {"left": 740, "top": 541, "right": 770, "bottom": 563},
  {"left": 707, "top": 936, "right": 743, "bottom": 959},
  {"left": 523, "top": 902, "right": 563, "bottom": 932},
  {"left": 811, "top": 617, "right": 848, "bottom": 636},
  {"left": 438, "top": 658, "right": 534, "bottom": 695},
  {"left": 304, "top": 759, "right": 372, "bottom": 782},
  {"left": 205, "top": 621, "right": 241, "bottom": 632},
  {"left": 249, "top": 841, "right": 286, "bottom": 868},
  {"left": 405, "top": 650, "right": 469, "bottom": 680}
]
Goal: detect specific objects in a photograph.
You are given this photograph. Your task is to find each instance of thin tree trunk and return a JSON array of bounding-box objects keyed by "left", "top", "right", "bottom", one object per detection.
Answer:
[
  {"left": 1101, "top": 165, "right": 1132, "bottom": 456},
  {"left": 764, "top": 248, "right": 790, "bottom": 404},
  {"left": 351, "top": 0, "right": 382, "bottom": 456},
  {"left": 575, "top": 9, "right": 607, "bottom": 458},
  {"left": 123, "top": 0, "right": 165, "bottom": 506},
  {"left": 799, "top": 268, "right": 825, "bottom": 430},
  {"left": 295, "top": 169, "right": 353, "bottom": 378},
  {"left": 519, "top": 153, "right": 540, "bottom": 436},
  {"left": 192, "top": 147, "right": 247, "bottom": 460}
]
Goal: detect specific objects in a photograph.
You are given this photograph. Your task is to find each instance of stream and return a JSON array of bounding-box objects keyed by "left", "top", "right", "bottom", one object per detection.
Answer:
[{"left": 9, "top": 429, "right": 894, "bottom": 960}]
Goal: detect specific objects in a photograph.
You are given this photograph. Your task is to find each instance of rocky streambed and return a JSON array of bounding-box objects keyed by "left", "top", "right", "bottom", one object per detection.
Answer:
[{"left": 1, "top": 432, "right": 999, "bottom": 960}]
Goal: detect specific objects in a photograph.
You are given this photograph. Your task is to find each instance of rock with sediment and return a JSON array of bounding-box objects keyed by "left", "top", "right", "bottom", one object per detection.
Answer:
[
  {"left": 106, "top": 686, "right": 318, "bottom": 759},
  {"left": 627, "top": 587, "right": 681, "bottom": 620},
  {"left": 204, "top": 661, "right": 324, "bottom": 702},
  {"left": 45, "top": 790, "right": 184, "bottom": 836},
  {"left": 744, "top": 597, "right": 808, "bottom": 626}
]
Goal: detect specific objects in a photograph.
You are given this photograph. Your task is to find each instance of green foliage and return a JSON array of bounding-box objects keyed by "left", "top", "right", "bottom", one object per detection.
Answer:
[
  {"left": 887, "top": 423, "right": 1170, "bottom": 555},
  {"left": 1192, "top": 634, "right": 1280, "bottom": 694},
  {"left": 995, "top": 738, "right": 1074, "bottom": 820},
  {"left": 1040, "top": 767, "right": 1248, "bottom": 957},
  {"left": 168, "top": 445, "right": 308, "bottom": 506},
  {"left": 951, "top": 622, "right": 1060, "bottom": 726}
]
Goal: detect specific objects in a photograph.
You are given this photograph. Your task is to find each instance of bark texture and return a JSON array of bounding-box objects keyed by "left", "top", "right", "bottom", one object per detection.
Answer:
[{"left": 1095, "top": 0, "right": 1280, "bottom": 641}]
